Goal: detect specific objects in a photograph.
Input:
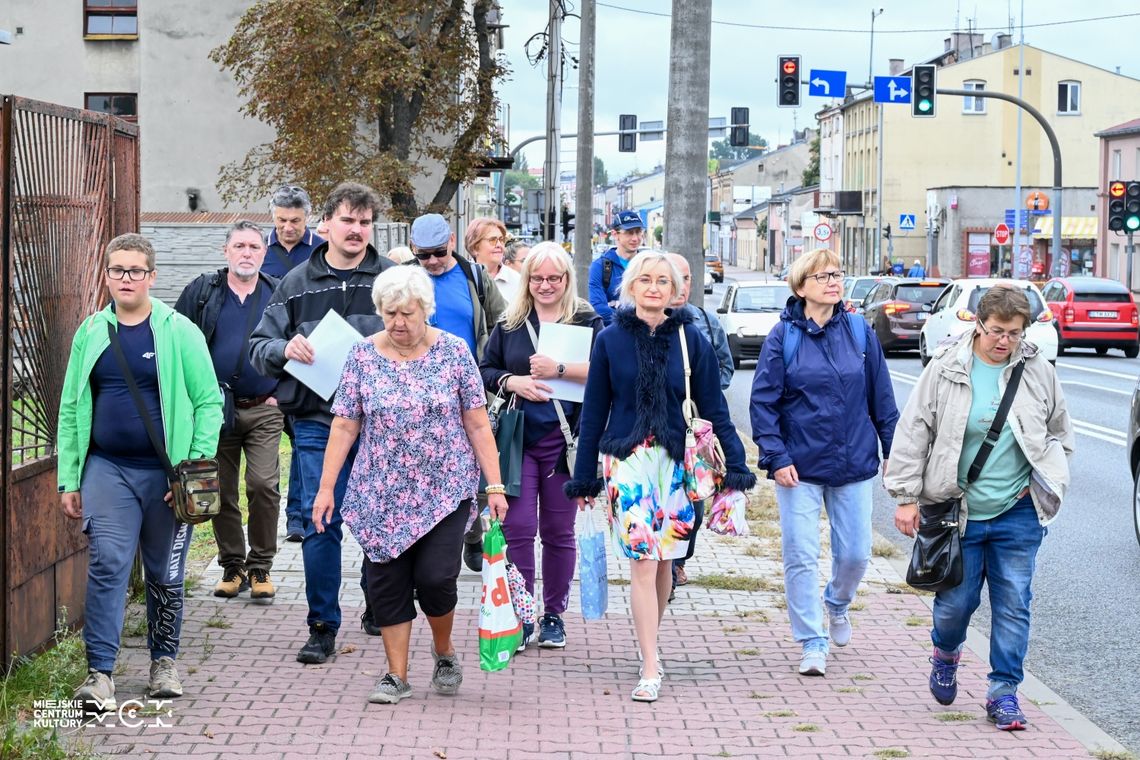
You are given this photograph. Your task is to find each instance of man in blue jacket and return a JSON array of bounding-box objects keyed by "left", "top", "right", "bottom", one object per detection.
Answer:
[{"left": 588, "top": 210, "right": 644, "bottom": 325}]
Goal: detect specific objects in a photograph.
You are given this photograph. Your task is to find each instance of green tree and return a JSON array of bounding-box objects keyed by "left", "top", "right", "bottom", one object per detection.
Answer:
[
  {"left": 708, "top": 132, "right": 767, "bottom": 162},
  {"left": 594, "top": 156, "right": 608, "bottom": 187},
  {"left": 211, "top": 0, "right": 506, "bottom": 219},
  {"left": 654, "top": 224, "right": 663, "bottom": 244},
  {"left": 801, "top": 134, "right": 821, "bottom": 187}
]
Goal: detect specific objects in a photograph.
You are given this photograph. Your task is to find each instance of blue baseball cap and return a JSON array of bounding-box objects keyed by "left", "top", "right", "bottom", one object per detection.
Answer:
[
  {"left": 611, "top": 210, "right": 644, "bottom": 231},
  {"left": 410, "top": 213, "right": 452, "bottom": 248}
]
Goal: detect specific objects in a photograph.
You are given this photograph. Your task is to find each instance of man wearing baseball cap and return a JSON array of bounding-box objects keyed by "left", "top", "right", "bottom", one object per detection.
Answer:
[{"left": 588, "top": 210, "right": 644, "bottom": 325}]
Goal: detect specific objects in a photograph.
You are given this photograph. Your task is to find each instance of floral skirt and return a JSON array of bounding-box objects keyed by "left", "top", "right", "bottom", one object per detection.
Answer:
[{"left": 603, "top": 438, "right": 696, "bottom": 561}]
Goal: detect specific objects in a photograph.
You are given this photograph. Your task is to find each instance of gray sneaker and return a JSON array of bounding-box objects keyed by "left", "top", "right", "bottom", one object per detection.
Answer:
[
  {"left": 799, "top": 647, "right": 827, "bottom": 676},
  {"left": 147, "top": 656, "right": 183, "bottom": 698},
  {"left": 430, "top": 648, "right": 463, "bottom": 695},
  {"left": 368, "top": 673, "right": 412, "bottom": 704},
  {"left": 75, "top": 670, "right": 116, "bottom": 713},
  {"left": 828, "top": 610, "right": 852, "bottom": 647}
]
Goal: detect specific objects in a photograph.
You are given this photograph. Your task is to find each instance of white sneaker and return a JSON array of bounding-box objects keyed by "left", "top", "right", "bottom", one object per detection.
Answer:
[
  {"left": 146, "top": 656, "right": 183, "bottom": 698},
  {"left": 799, "top": 648, "right": 827, "bottom": 676},
  {"left": 75, "top": 670, "right": 116, "bottom": 712},
  {"left": 829, "top": 611, "right": 852, "bottom": 647}
]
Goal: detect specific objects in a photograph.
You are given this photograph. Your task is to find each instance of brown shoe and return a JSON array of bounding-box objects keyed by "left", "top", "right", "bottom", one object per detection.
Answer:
[
  {"left": 213, "top": 567, "right": 247, "bottom": 598},
  {"left": 248, "top": 568, "right": 275, "bottom": 604}
]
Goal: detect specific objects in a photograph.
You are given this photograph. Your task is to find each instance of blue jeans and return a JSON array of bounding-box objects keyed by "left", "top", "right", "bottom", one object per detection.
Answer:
[
  {"left": 932, "top": 494, "right": 1044, "bottom": 699},
  {"left": 777, "top": 477, "right": 874, "bottom": 648},
  {"left": 293, "top": 419, "right": 359, "bottom": 634},
  {"left": 80, "top": 456, "right": 191, "bottom": 672}
]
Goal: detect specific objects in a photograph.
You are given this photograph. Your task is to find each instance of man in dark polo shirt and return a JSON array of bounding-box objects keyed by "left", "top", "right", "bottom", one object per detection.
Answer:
[{"left": 175, "top": 221, "right": 284, "bottom": 603}]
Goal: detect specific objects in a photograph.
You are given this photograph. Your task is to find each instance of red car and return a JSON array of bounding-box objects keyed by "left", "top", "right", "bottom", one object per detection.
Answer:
[{"left": 1042, "top": 276, "right": 1139, "bottom": 357}]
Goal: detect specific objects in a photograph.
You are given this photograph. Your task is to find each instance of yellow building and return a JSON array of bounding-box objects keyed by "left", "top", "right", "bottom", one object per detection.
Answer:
[{"left": 841, "top": 42, "right": 1140, "bottom": 276}]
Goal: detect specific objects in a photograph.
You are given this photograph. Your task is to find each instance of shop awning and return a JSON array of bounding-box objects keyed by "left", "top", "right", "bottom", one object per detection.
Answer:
[{"left": 1031, "top": 216, "right": 1097, "bottom": 239}]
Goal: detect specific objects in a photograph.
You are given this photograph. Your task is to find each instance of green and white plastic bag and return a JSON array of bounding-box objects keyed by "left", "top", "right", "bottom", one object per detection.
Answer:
[{"left": 479, "top": 520, "right": 522, "bottom": 671}]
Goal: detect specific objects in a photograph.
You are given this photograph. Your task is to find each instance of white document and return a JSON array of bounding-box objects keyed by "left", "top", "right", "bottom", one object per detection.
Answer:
[
  {"left": 283, "top": 309, "right": 364, "bottom": 401},
  {"left": 535, "top": 322, "right": 593, "bottom": 403}
]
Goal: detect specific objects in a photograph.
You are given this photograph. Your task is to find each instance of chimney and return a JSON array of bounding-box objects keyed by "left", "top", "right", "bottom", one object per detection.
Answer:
[
  {"left": 944, "top": 37, "right": 952, "bottom": 52},
  {"left": 889, "top": 58, "right": 904, "bottom": 76},
  {"left": 993, "top": 32, "right": 1011, "bottom": 50}
]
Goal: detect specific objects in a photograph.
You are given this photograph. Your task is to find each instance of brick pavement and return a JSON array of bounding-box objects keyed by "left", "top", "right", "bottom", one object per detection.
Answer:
[{"left": 73, "top": 480, "right": 1121, "bottom": 760}]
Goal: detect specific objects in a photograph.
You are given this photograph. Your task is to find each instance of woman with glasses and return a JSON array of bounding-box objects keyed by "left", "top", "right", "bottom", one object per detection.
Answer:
[
  {"left": 479, "top": 242, "right": 603, "bottom": 651},
  {"left": 749, "top": 247, "right": 899, "bottom": 677},
  {"left": 566, "top": 250, "right": 755, "bottom": 702},
  {"left": 885, "top": 286, "right": 1073, "bottom": 731},
  {"left": 464, "top": 217, "right": 519, "bottom": 302}
]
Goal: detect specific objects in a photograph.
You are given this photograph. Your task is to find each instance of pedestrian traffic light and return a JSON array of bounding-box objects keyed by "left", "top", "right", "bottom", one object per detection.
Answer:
[
  {"left": 561, "top": 206, "right": 575, "bottom": 239},
  {"left": 730, "top": 107, "right": 750, "bottom": 147},
  {"left": 618, "top": 114, "right": 637, "bottom": 152},
  {"left": 1128, "top": 181, "right": 1140, "bottom": 232},
  {"left": 1108, "top": 181, "right": 1127, "bottom": 232},
  {"left": 777, "top": 55, "right": 800, "bottom": 108},
  {"left": 911, "top": 64, "right": 936, "bottom": 117}
]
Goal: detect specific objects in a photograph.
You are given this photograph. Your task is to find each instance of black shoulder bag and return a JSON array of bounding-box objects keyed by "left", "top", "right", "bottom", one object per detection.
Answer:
[
  {"left": 107, "top": 323, "right": 221, "bottom": 525},
  {"left": 219, "top": 284, "right": 267, "bottom": 433},
  {"left": 906, "top": 360, "right": 1026, "bottom": 592}
]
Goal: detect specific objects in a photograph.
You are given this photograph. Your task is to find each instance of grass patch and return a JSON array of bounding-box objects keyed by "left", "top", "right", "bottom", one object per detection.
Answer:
[
  {"left": 934, "top": 712, "right": 975, "bottom": 722},
  {"left": 742, "top": 543, "right": 767, "bottom": 557},
  {"left": 837, "top": 686, "right": 863, "bottom": 693},
  {"left": 792, "top": 723, "right": 819, "bottom": 732},
  {"left": 203, "top": 611, "right": 232, "bottom": 630},
  {"left": 904, "top": 615, "right": 926, "bottom": 627},
  {"left": 714, "top": 752, "right": 732, "bottom": 758},
  {"left": 872, "top": 750, "right": 910, "bottom": 759},
  {"left": 122, "top": 610, "right": 147, "bottom": 638},
  {"left": 607, "top": 578, "right": 630, "bottom": 586},
  {"left": 740, "top": 610, "right": 770, "bottom": 622},
  {"left": 747, "top": 692, "right": 772, "bottom": 700},
  {"left": 692, "top": 573, "right": 783, "bottom": 593},
  {"left": 736, "top": 648, "right": 759, "bottom": 656},
  {"left": 871, "top": 536, "right": 902, "bottom": 558},
  {"left": 848, "top": 600, "right": 866, "bottom": 612},
  {"left": 852, "top": 673, "right": 876, "bottom": 681},
  {"left": 760, "top": 709, "right": 796, "bottom": 717},
  {"left": 1091, "top": 751, "right": 1137, "bottom": 760},
  {"left": 722, "top": 625, "right": 745, "bottom": 633}
]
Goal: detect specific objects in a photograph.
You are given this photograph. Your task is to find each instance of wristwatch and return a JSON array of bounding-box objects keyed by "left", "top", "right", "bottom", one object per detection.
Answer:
[{"left": 557, "top": 363, "right": 566, "bottom": 377}]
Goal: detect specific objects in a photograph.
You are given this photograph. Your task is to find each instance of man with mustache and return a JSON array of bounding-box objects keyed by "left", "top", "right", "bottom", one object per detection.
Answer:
[
  {"left": 175, "top": 221, "right": 283, "bottom": 604},
  {"left": 250, "top": 183, "right": 396, "bottom": 664}
]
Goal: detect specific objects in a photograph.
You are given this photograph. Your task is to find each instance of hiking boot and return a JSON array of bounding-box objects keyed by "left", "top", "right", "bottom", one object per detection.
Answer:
[
  {"left": 360, "top": 606, "right": 382, "bottom": 637},
  {"left": 986, "top": 694, "right": 1028, "bottom": 730},
  {"left": 537, "top": 613, "right": 566, "bottom": 649},
  {"left": 462, "top": 539, "right": 482, "bottom": 573},
  {"left": 213, "top": 567, "right": 247, "bottom": 598},
  {"left": 285, "top": 519, "right": 304, "bottom": 543},
  {"left": 146, "top": 656, "right": 183, "bottom": 699},
  {"left": 368, "top": 673, "right": 412, "bottom": 704},
  {"left": 928, "top": 647, "right": 961, "bottom": 706},
  {"left": 248, "top": 568, "right": 275, "bottom": 604},
  {"left": 430, "top": 648, "right": 463, "bottom": 695},
  {"left": 74, "top": 670, "right": 116, "bottom": 713},
  {"left": 516, "top": 622, "right": 534, "bottom": 653},
  {"left": 798, "top": 642, "right": 827, "bottom": 676},
  {"left": 296, "top": 623, "right": 337, "bottom": 664},
  {"left": 828, "top": 609, "right": 852, "bottom": 647}
]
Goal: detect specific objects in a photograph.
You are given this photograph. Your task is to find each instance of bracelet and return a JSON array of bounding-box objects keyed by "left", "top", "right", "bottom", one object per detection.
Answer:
[{"left": 485, "top": 484, "right": 507, "bottom": 495}]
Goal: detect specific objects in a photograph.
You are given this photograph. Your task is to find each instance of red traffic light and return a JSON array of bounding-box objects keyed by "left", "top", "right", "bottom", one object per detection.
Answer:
[
  {"left": 782, "top": 59, "right": 797, "bottom": 75},
  {"left": 1110, "top": 181, "right": 1127, "bottom": 198}
]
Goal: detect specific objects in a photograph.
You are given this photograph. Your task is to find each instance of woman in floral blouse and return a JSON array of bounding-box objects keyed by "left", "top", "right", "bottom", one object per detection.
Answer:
[{"left": 312, "top": 265, "right": 508, "bottom": 706}]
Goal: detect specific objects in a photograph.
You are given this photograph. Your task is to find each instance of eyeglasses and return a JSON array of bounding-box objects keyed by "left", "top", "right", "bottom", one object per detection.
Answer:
[
  {"left": 413, "top": 248, "right": 449, "bottom": 260},
  {"left": 806, "top": 270, "right": 845, "bottom": 284},
  {"left": 634, "top": 275, "right": 673, "bottom": 289},
  {"left": 481, "top": 235, "right": 505, "bottom": 246},
  {"left": 106, "top": 267, "right": 153, "bottom": 281},
  {"left": 528, "top": 274, "right": 566, "bottom": 286},
  {"left": 977, "top": 322, "right": 1024, "bottom": 342}
]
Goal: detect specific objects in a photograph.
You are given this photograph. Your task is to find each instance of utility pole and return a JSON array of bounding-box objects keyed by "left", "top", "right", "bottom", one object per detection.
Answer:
[
  {"left": 1012, "top": 0, "right": 1026, "bottom": 277},
  {"left": 573, "top": 0, "right": 595, "bottom": 296},
  {"left": 542, "top": 0, "right": 562, "bottom": 243},
  {"left": 662, "top": 0, "right": 712, "bottom": 307}
]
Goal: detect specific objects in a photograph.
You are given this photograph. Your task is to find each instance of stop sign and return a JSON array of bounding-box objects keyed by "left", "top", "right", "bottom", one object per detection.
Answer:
[{"left": 994, "top": 223, "right": 1011, "bottom": 246}]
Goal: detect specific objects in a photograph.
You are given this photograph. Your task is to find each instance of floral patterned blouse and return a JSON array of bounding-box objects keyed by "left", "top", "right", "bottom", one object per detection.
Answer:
[{"left": 330, "top": 333, "right": 486, "bottom": 562}]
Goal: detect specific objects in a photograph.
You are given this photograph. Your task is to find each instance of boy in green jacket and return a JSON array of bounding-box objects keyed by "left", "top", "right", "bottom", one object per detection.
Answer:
[{"left": 58, "top": 233, "right": 223, "bottom": 713}]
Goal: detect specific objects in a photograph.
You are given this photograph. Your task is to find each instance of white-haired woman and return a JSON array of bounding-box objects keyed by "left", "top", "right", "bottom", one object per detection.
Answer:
[
  {"left": 565, "top": 251, "right": 755, "bottom": 702},
  {"left": 479, "top": 241, "right": 603, "bottom": 652},
  {"left": 312, "top": 265, "right": 508, "bottom": 706}
]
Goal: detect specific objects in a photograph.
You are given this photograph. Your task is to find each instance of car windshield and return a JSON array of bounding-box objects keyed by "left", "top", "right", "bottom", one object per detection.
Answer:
[
  {"left": 1071, "top": 281, "right": 1130, "bottom": 303},
  {"left": 966, "top": 286, "right": 1046, "bottom": 317},
  {"left": 894, "top": 284, "right": 945, "bottom": 305},
  {"left": 848, "top": 279, "right": 877, "bottom": 301},
  {"left": 734, "top": 285, "right": 791, "bottom": 312}
]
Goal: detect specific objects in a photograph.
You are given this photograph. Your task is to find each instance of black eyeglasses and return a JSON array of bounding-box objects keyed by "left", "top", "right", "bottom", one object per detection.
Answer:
[
  {"left": 414, "top": 248, "right": 449, "bottom": 260},
  {"left": 106, "top": 267, "right": 153, "bottom": 281}
]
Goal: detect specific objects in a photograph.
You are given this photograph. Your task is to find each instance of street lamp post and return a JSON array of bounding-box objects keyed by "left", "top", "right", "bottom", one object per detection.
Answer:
[{"left": 869, "top": 8, "right": 884, "bottom": 275}]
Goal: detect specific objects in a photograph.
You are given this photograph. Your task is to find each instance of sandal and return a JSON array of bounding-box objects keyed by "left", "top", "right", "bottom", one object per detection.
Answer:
[
  {"left": 675, "top": 566, "right": 689, "bottom": 586},
  {"left": 631, "top": 677, "right": 661, "bottom": 702},
  {"left": 637, "top": 649, "right": 665, "bottom": 679}
]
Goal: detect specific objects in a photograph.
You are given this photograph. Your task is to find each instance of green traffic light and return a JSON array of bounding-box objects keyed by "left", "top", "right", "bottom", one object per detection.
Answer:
[
  {"left": 918, "top": 99, "right": 932, "bottom": 112},
  {"left": 1127, "top": 215, "right": 1140, "bottom": 231}
]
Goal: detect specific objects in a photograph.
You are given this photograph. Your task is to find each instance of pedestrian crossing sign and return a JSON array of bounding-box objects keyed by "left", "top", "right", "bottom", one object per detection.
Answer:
[{"left": 898, "top": 214, "right": 916, "bottom": 231}]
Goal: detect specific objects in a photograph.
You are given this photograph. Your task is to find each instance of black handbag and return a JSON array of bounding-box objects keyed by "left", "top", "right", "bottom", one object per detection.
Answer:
[{"left": 906, "top": 361, "right": 1025, "bottom": 592}]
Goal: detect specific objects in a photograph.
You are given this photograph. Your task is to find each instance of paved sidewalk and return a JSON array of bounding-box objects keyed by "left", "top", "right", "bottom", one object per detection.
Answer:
[{"left": 77, "top": 485, "right": 1121, "bottom": 760}]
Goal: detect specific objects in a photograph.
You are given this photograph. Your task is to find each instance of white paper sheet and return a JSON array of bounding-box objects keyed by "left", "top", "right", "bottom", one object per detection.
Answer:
[
  {"left": 283, "top": 309, "right": 364, "bottom": 401},
  {"left": 535, "top": 322, "right": 593, "bottom": 403}
]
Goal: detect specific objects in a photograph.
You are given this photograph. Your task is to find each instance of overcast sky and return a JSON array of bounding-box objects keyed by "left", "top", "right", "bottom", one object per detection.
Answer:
[{"left": 498, "top": 0, "right": 1140, "bottom": 180}]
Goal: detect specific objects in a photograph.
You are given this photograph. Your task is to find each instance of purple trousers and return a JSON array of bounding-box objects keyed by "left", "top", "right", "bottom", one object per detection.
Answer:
[{"left": 502, "top": 427, "right": 576, "bottom": 615}]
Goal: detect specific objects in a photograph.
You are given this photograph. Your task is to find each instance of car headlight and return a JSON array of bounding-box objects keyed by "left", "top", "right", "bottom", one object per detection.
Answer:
[{"left": 736, "top": 327, "right": 758, "bottom": 338}]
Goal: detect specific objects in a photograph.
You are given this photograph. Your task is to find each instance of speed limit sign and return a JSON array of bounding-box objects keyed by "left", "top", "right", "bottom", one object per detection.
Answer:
[{"left": 813, "top": 222, "right": 833, "bottom": 242}]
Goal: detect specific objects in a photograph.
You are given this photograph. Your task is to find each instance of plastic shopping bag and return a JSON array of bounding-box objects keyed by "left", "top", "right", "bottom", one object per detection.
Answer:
[
  {"left": 706, "top": 489, "right": 750, "bottom": 537},
  {"left": 505, "top": 561, "right": 536, "bottom": 626},
  {"left": 479, "top": 520, "right": 522, "bottom": 671},
  {"left": 576, "top": 507, "right": 608, "bottom": 620}
]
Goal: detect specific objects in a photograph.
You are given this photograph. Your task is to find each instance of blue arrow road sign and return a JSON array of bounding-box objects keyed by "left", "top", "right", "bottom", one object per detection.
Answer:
[
  {"left": 808, "top": 69, "right": 847, "bottom": 98},
  {"left": 898, "top": 214, "right": 916, "bottom": 231},
  {"left": 873, "top": 76, "right": 911, "bottom": 104}
]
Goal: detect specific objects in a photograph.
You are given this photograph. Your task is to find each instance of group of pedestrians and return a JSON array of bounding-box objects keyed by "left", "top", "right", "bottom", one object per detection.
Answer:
[{"left": 57, "top": 190, "right": 1072, "bottom": 728}]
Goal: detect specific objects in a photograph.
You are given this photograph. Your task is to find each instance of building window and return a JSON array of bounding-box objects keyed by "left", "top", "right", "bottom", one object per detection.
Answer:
[
  {"left": 84, "top": 0, "right": 138, "bottom": 37},
  {"left": 85, "top": 93, "right": 138, "bottom": 122},
  {"left": 1110, "top": 243, "right": 1120, "bottom": 280},
  {"left": 1057, "top": 80, "right": 1080, "bottom": 114},
  {"left": 1113, "top": 149, "right": 1122, "bottom": 179},
  {"left": 963, "top": 80, "right": 985, "bottom": 113}
]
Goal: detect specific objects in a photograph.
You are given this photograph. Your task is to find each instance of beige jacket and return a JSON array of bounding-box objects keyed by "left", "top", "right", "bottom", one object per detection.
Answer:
[{"left": 884, "top": 330, "right": 1074, "bottom": 528}]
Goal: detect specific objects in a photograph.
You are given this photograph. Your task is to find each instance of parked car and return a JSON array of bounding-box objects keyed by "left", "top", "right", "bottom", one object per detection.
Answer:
[
  {"left": 1042, "top": 276, "right": 1139, "bottom": 357},
  {"left": 858, "top": 277, "right": 950, "bottom": 352},
  {"left": 705, "top": 252, "right": 724, "bottom": 283},
  {"left": 918, "top": 278, "right": 1057, "bottom": 366},
  {"left": 844, "top": 275, "right": 886, "bottom": 312},
  {"left": 704, "top": 268, "right": 714, "bottom": 294},
  {"left": 715, "top": 280, "right": 793, "bottom": 368},
  {"left": 1127, "top": 381, "right": 1140, "bottom": 548}
]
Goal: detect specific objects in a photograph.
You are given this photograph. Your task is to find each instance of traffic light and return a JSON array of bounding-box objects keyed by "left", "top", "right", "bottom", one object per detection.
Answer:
[
  {"left": 561, "top": 206, "right": 575, "bottom": 239},
  {"left": 1108, "top": 181, "right": 1127, "bottom": 232},
  {"left": 911, "top": 64, "right": 936, "bottom": 117},
  {"left": 730, "top": 107, "right": 749, "bottom": 147},
  {"left": 777, "top": 55, "right": 800, "bottom": 108},
  {"left": 618, "top": 114, "right": 637, "bottom": 152},
  {"left": 1128, "top": 182, "right": 1140, "bottom": 232},
  {"left": 883, "top": 223, "right": 892, "bottom": 240}
]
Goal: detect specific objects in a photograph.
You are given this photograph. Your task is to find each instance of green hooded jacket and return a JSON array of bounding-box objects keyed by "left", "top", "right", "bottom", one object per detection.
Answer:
[{"left": 57, "top": 297, "right": 224, "bottom": 493}]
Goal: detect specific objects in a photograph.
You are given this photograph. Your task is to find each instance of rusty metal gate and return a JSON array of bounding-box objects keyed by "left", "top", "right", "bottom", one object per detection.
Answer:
[{"left": 0, "top": 96, "right": 139, "bottom": 666}]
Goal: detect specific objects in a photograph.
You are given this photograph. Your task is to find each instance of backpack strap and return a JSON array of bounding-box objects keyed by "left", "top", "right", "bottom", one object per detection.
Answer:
[
  {"left": 781, "top": 322, "right": 802, "bottom": 368},
  {"left": 845, "top": 310, "right": 867, "bottom": 355},
  {"left": 782, "top": 311, "right": 865, "bottom": 368},
  {"left": 602, "top": 258, "right": 614, "bottom": 292}
]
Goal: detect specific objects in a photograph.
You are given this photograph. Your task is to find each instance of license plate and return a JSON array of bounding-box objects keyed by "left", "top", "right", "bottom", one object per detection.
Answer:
[
  {"left": 917, "top": 313, "right": 927, "bottom": 321},
  {"left": 1089, "top": 310, "right": 1118, "bottom": 319}
]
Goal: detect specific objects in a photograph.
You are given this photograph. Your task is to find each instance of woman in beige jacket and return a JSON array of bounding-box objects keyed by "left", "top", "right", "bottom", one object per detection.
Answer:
[{"left": 884, "top": 286, "right": 1073, "bottom": 731}]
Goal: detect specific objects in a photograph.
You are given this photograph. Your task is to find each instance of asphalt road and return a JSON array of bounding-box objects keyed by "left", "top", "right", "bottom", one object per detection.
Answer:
[{"left": 713, "top": 273, "right": 1140, "bottom": 752}]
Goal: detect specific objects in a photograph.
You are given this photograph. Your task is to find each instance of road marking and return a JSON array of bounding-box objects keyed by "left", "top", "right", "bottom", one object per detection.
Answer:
[
  {"left": 889, "top": 371, "right": 917, "bottom": 386},
  {"left": 1061, "top": 380, "right": 1131, "bottom": 396},
  {"left": 1056, "top": 361, "right": 1137, "bottom": 381}
]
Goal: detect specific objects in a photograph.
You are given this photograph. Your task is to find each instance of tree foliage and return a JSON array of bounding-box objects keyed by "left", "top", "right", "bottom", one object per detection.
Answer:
[
  {"left": 593, "top": 156, "right": 608, "bottom": 187},
  {"left": 210, "top": 0, "right": 506, "bottom": 220},
  {"left": 708, "top": 132, "right": 767, "bottom": 162},
  {"left": 801, "top": 134, "right": 821, "bottom": 187}
]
